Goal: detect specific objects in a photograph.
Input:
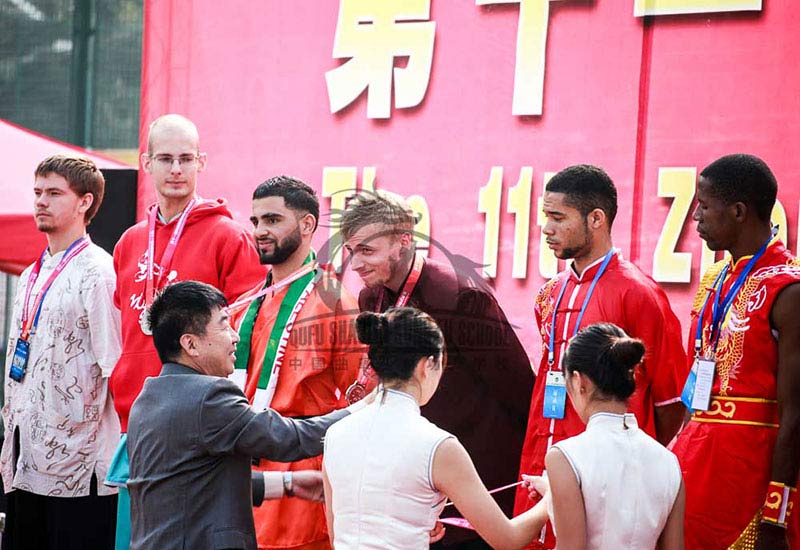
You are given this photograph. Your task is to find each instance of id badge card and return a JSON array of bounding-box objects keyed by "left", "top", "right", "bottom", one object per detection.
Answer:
[
  {"left": 9, "top": 338, "right": 30, "bottom": 382},
  {"left": 543, "top": 370, "right": 567, "bottom": 419},
  {"left": 680, "top": 358, "right": 715, "bottom": 412}
]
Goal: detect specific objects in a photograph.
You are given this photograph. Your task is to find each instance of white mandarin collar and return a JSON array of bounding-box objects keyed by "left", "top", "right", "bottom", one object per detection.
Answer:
[
  {"left": 586, "top": 411, "right": 638, "bottom": 431},
  {"left": 381, "top": 388, "right": 421, "bottom": 413}
]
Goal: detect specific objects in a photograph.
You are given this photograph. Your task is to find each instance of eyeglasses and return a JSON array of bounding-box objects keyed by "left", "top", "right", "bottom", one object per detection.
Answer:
[{"left": 151, "top": 154, "right": 200, "bottom": 168}]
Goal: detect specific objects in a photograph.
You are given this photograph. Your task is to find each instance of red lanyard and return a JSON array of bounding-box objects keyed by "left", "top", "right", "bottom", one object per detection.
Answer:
[
  {"left": 226, "top": 261, "right": 318, "bottom": 312},
  {"left": 376, "top": 254, "right": 424, "bottom": 311},
  {"left": 21, "top": 236, "right": 91, "bottom": 340},
  {"left": 345, "top": 254, "right": 425, "bottom": 405},
  {"left": 145, "top": 199, "right": 197, "bottom": 306}
]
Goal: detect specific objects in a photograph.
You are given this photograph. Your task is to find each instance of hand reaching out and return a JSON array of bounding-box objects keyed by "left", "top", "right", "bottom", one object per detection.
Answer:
[
  {"left": 521, "top": 474, "right": 550, "bottom": 502},
  {"left": 291, "top": 470, "right": 324, "bottom": 502},
  {"left": 429, "top": 521, "right": 446, "bottom": 544}
]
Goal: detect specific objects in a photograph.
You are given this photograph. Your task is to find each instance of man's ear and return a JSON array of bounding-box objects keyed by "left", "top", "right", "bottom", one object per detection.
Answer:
[
  {"left": 180, "top": 333, "right": 200, "bottom": 357},
  {"left": 300, "top": 212, "right": 316, "bottom": 236},
  {"left": 196, "top": 152, "right": 208, "bottom": 173},
  {"left": 587, "top": 208, "right": 607, "bottom": 230},
  {"left": 398, "top": 231, "right": 414, "bottom": 248},
  {"left": 141, "top": 152, "right": 152, "bottom": 174},
  {"left": 78, "top": 193, "right": 94, "bottom": 218},
  {"left": 732, "top": 202, "right": 748, "bottom": 223}
]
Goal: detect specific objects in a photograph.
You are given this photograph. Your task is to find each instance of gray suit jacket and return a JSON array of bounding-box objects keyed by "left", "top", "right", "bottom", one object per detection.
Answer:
[{"left": 127, "top": 363, "right": 348, "bottom": 550}]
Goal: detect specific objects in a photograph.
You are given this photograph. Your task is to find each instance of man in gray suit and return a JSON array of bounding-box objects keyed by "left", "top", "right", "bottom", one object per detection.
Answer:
[{"left": 127, "top": 281, "right": 357, "bottom": 550}]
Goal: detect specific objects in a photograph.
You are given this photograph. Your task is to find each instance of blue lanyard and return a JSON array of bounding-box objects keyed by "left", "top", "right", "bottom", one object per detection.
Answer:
[
  {"left": 547, "top": 249, "right": 615, "bottom": 366},
  {"left": 693, "top": 228, "right": 776, "bottom": 355}
]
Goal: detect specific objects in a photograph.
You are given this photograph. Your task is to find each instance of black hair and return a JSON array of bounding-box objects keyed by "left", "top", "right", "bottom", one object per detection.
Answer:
[
  {"left": 148, "top": 281, "right": 228, "bottom": 364},
  {"left": 546, "top": 164, "right": 618, "bottom": 227},
  {"left": 253, "top": 175, "right": 320, "bottom": 231},
  {"left": 356, "top": 308, "right": 444, "bottom": 382},
  {"left": 700, "top": 154, "right": 777, "bottom": 222},
  {"left": 563, "top": 323, "right": 644, "bottom": 401}
]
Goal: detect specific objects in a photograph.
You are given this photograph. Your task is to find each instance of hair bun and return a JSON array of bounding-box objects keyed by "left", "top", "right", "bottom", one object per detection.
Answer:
[
  {"left": 609, "top": 338, "right": 645, "bottom": 371},
  {"left": 356, "top": 311, "right": 387, "bottom": 347}
]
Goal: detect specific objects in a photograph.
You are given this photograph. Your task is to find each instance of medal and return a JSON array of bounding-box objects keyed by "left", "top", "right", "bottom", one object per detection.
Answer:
[
  {"left": 345, "top": 356, "right": 378, "bottom": 403},
  {"left": 141, "top": 199, "right": 198, "bottom": 334},
  {"left": 139, "top": 313, "right": 152, "bottom": 336},
  {"left": 344, "top": 380, "right": 367, "bottom": 404},
  {"left": 346, "top": 255, "right": 424, "bottom": 405}
]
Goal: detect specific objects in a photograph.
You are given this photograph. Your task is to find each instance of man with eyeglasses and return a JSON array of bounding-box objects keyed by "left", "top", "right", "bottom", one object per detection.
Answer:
[{"left": 106, "top": 114, "right": 265, "bottom": 550}]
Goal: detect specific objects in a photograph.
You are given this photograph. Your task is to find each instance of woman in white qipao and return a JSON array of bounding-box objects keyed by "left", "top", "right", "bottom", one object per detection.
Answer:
[
  {"left": 323, "top": 307, "right": 547, "bottom": 550},
  {"left": 526, "top": 323, "right": 685, "bottom": 550}
]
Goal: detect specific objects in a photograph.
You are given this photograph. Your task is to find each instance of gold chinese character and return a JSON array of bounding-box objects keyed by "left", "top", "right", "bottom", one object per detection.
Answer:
[
  {"left": 326, "top": 0, "right": 436, "bottom": 119},
  {"left": 634, "top": 0, "right": 761, "bottom": 17},
  {"left": 478, "top": 0, "right": 567, "bottom": 116}
]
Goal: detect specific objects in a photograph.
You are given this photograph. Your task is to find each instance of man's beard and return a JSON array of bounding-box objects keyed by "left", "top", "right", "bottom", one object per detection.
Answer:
[
  {"left": 259, "top": 226, "right": 302, "bottom": 265},
  {"left": 35, "top": 220, "right": 55, "bottom": 232},
  {"left": 559, "top": 222, "right": 592, "bottom": 260}
]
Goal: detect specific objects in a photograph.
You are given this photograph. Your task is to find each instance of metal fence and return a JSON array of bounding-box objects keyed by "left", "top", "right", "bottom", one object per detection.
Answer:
[{"left": 0, "top": 0, "right": 143, "bottom": 149}]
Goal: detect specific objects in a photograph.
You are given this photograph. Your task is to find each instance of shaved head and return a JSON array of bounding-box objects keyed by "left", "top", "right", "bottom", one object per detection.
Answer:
[
  {"left": 142, "top": 114, "right": 207, "bottom": 213},
  {"left": 147, "top": 114, "right": 200, "bottom": 154}
]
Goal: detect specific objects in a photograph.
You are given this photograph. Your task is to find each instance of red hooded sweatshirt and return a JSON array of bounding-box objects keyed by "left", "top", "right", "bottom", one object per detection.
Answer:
[{"left": 110, "top": 198, "right": 265, "bottom": 431}]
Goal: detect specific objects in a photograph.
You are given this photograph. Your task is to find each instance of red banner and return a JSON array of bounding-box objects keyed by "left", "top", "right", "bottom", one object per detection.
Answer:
[{"left": 139, "top": 1, "right": 799, "bottom": 362}]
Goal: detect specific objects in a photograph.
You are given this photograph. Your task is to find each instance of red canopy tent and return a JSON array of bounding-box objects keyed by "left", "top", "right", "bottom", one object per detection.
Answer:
[{"left": 0, "top": 118, "right": 131, "bottom": 275}]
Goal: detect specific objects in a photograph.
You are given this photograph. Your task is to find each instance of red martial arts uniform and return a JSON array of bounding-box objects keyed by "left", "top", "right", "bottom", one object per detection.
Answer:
[
  {"left": 672, "top": 240, "right": 800, "bottom": 549},
  {"left": 514, "top": 251, "right": 687, "bottom": 548}
]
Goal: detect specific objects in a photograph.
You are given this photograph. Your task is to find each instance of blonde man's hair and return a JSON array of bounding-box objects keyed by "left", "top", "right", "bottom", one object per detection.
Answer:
[{"left": 340, "top": 190, "right": 417, "bottom": 240}]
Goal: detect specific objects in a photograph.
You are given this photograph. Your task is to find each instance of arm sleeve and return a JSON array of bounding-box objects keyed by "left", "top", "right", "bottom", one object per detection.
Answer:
[
  {"left": 455, "top": 288, "right": 534, "bottom": 422},
  {"left": 112, "top": 239, "right": 122, "bottom": 310},
  {"left": 623, "top": 285, "right": 688, "bottom": 406},
  {"left": 263, "top": 471, "right": 285, "bottom": 500},
  {"left": 82, "top": 260, "right": 122, "bottom": 377},
  {"left": 251, "top": 471, "right": 284, "bottom": 505},
  {"left": 5, "top": 273, "right": 26, "bottom": 364},
  {"left": 199, "top": 378, "right": 349, "bottom": 461}
]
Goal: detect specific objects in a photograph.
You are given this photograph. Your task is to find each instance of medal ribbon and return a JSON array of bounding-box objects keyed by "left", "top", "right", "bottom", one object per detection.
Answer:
[
  {"left": 693, "top": 227, "right": 777, "bottom": 355},
  {"left": 144, "top": 198, "right": 198, "bottom": 306},
  {"left": 20, "top": 235, "right": 91, "bottom": 340},
  {"left": 345, "top": 254, "right": 425, "bottom": 404},
  {"left": 226, "top": 261, "right": 317, "bottom": 313},
  {"left": 375, "top": 254, "right": 425, "bottom": 312},
  {"left": 234, "top": 253, "right": 318, "bottom": 398},
  {"left": 547, "top": 249, "right": 615, "bottom": 367}
]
